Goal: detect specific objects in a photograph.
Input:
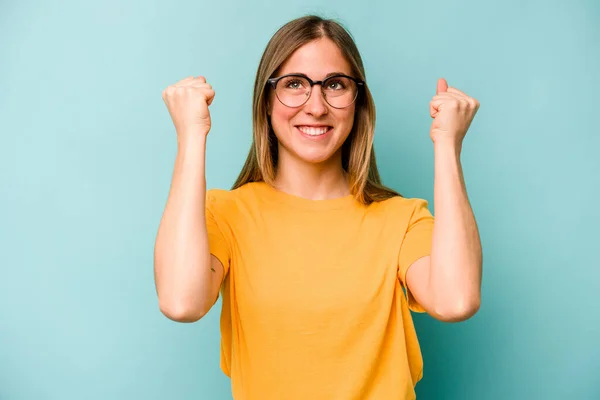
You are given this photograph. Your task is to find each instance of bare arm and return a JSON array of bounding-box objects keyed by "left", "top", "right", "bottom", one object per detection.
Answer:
[
  {"left": 406, "top": 79, "right": 482, "bottom": 323},
  {"left": 154, "top": 137, "right": 224, "bottom": 322},
  {"left": 154, "top": 76, "right": 222, "bottom": 323},
  {"left": 154, "top": 139, "right": 223, "bottom": 322},
  {"left": 406, "top": 143, "right": 482, "bottom": 322}
]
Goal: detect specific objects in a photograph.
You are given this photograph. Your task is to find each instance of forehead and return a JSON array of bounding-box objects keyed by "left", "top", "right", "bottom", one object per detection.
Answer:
[{"left": 277, "top": 38, "right": 352, "bottom": 78}]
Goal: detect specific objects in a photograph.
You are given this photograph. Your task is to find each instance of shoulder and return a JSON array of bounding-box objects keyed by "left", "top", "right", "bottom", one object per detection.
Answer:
[
  {"left": 370, "top": 195, "right": 431, "bottom": 216},
  {"left": 206, "top": 182, "right": 263, "bottom": 213},
  {"left": 206, "top": 187, "right": 234, "bottom": 205}
]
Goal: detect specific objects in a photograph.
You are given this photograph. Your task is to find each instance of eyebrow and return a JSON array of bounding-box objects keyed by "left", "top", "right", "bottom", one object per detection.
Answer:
[{"left": 285, "top": 71, "right": 350, "bottom": 79}]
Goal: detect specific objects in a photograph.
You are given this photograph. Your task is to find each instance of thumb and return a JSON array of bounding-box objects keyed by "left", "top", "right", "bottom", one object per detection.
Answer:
[{"left": 436, "top": 78, "right": 448, "bottom": 95}]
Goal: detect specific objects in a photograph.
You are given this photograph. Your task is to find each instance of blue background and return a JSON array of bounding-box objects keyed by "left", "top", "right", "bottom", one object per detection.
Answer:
[{"left": 1, "top": 0, "right": 598, "bottom": 399}]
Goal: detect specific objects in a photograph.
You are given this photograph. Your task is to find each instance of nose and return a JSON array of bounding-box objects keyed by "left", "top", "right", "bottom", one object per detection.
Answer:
[{"left": 303, "top": 86, "right": 328, "bottom": 116}]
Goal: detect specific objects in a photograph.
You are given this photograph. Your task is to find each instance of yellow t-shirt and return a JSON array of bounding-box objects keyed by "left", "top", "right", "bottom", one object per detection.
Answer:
[{"left": 205, "top": 181, "right": 434, "bottom": 400}]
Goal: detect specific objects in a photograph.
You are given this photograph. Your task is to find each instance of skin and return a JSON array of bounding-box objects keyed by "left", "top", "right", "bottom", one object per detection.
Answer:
[
  {"left": 267, "top": 38, "right": 356, "bottom": 200},
  {"left": 407, "top": 78, "right": 482, "bottom": 322}
]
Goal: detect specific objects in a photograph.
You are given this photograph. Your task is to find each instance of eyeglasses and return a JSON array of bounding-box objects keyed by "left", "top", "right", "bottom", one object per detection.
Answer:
[{"left": 267, "top": 73, "right": 365, "bottom": 109}]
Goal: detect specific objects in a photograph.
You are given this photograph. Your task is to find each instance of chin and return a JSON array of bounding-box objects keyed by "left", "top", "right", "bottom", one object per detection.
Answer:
[
  {"left": 297, "top": 151, "right": 334, "bottom": 164},
  {"left": 275, "top": 140, "right": 335, "bottom": 165}
]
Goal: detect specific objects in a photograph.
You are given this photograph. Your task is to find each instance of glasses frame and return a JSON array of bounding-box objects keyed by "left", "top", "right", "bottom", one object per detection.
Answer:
[{"left": 266, "top": 73, "right": 365, "bottom": 109}]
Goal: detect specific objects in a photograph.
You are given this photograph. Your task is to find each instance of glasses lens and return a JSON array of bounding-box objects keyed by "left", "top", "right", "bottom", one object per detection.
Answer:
[
  {"left": 322, "top": 76, "right": 358, "bottom": 108},
  {"left": 275, "top": 76, "right": 311, "bottom": 107}
]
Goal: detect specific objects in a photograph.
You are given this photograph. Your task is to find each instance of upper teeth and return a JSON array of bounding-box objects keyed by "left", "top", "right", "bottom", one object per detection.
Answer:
[{"left": 298, "top": 126, "right": 329, "bottom": 136}]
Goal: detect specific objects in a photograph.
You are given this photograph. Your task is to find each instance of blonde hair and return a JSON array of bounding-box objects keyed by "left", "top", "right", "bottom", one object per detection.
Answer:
[{"left": 232, "top": 15, "right": 401, "bottom": 204}]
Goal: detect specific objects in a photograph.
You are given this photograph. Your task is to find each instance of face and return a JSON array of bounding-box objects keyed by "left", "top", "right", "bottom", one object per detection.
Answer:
[{"left": 268, "top": 38, "right": 356, "bottom": 166}]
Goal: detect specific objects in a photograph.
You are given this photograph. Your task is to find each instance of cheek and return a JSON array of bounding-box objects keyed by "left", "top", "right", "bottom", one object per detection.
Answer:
[
  {"left": 345, "top": 108, "right": 356, "bottom": 125},
  {"left": 337, "top": 108, "right": 356, "bottom": 133},
  {"left": 270, "top": 103, "right": 298, "bottom": 132}
]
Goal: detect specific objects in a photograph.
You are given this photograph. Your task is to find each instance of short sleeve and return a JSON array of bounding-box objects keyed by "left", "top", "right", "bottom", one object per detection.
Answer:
[
  {"left": 205, "top": 191, "right": 232, "bottom": 282},
  {"left": 398, "top": 199, "right": 434, "bottom": 313}
]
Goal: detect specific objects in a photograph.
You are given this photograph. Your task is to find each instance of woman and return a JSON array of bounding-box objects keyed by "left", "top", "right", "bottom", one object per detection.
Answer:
[{"left": 155, "top": 15, "right": 482, "bottom": 400}]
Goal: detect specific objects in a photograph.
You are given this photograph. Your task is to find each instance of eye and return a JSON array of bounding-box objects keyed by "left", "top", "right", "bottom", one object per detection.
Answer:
[
  {"left": 287, "top": 80, "right": 301, "bottom": 89},
  {"left": 324, "top": 79, "right": 346, "bottom": 91},
  {"left": 281, "top": 77, "right": 308, "bottom": 90}
]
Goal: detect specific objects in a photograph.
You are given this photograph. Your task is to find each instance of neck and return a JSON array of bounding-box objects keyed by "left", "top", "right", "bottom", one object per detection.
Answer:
[{"left": 273, "top": 150, "right": 350, "bottom": 200}]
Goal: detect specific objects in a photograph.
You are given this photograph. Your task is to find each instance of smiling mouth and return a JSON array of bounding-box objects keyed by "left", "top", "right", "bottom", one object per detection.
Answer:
[{"left": 296, "top": 125, "right": 333, "bottom": 136}]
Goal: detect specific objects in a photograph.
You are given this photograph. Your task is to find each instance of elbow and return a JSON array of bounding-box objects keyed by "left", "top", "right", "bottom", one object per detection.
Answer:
[
  {"left": 158, "top": 298, "right": 211, "bottom": 323},
  {"left": 434, "top": 297, "right": 480, "bottom": 323}
]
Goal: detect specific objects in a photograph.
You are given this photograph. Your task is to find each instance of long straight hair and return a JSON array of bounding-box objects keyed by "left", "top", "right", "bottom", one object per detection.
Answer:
[{"left": 232, "top": 15, "right": 401, "bottom": 204}]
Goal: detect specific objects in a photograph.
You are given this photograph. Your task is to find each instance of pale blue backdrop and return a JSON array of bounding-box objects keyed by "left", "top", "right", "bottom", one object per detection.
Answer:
[{"left": 1, "top": 0, "right": 598, "bottom": 399}]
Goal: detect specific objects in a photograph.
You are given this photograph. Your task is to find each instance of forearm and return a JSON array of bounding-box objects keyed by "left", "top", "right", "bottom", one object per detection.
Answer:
[
  {"left": 429, "top": 140, "right": 482, "bottom": 318},
  {"left": 154, "top": 136, "right": 215, "bottom": 321}
]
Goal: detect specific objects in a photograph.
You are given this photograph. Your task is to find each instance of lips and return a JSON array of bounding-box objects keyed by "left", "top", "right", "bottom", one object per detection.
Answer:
[{"left": 296, "top": 125, "right": 333, "bottom": 136}]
